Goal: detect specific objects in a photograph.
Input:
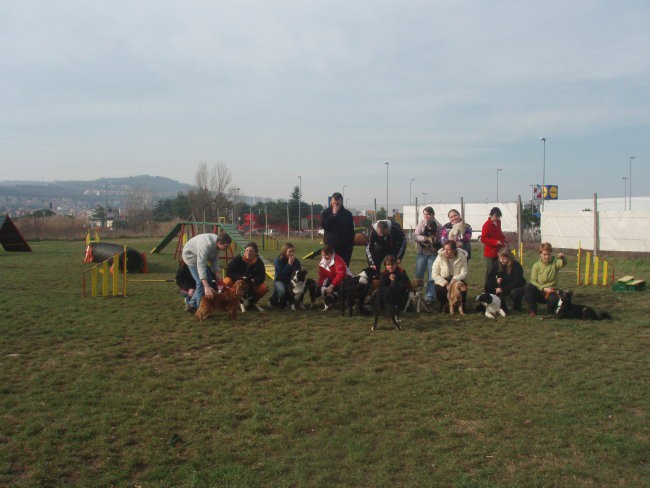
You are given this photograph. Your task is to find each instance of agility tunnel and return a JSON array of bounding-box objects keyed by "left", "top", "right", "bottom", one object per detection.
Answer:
[{"left": 84, "top": 242, "right": 146, "bottom": 273}]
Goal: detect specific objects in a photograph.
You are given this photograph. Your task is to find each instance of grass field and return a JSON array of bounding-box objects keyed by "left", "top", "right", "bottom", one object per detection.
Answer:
[{"left": 1, "top": 238, "right": 648, "bottom": 487}]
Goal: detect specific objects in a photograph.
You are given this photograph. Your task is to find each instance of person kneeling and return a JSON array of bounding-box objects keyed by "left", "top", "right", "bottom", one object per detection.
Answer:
[{"left": 224, "top": 242, "right": 268, "bottom": 312}]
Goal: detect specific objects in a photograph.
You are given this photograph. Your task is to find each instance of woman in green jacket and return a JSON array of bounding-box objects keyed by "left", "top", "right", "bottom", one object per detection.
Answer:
[{"left": 524, "top": 242, "right": 566, "bottom": 316}]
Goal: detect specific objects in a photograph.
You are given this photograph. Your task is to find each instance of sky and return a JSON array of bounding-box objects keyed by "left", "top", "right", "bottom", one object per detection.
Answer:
[{"left": 1, "top": 0, "right": 648, "bottom": 210}]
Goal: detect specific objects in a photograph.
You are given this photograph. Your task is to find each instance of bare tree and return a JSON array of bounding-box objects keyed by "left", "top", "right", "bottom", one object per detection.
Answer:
[{"left": 211, "top": 162, "right": 232, "bottom": 221}]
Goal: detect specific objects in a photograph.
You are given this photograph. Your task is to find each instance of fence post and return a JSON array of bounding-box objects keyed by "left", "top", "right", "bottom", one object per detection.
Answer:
[
  {"left": 593, "top": 193, "right": 599, "bottom": 257},
  {"left": 460, "top": 197, "right": 465, "bottom": 222},
  {"left": 517, "top": 194, "right": 522, "bottom": 259}
]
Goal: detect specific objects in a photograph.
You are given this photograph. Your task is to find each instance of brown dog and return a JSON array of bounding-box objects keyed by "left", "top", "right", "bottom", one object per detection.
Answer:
[
  {"left": 447, "top": 280, "right": 468, "bottom": 316},
  {"left": 195, "top": 280, "right": 246, "bottom": 321}
]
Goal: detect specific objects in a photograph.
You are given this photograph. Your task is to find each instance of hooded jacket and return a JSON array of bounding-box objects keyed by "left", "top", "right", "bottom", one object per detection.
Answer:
[{"left": 431, "top": 247, "right": 469, "bottom": 287}]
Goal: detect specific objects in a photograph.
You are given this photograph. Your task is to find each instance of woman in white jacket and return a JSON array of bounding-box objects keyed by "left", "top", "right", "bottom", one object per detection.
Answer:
[{"left": 431, "top": 240, "right": 469, "bottom": 309}]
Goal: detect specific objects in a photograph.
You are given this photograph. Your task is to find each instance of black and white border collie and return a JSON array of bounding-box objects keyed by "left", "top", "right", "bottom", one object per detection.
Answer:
[{"left": 475, "top": 293, "right": 506, "bottom": 319}]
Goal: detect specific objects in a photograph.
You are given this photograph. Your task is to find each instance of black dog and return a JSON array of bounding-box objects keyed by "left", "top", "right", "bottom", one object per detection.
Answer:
[
  {"left": 304, "top": 278, "right": 321, "bottom": 309},
  {"left": 285, "top": 269, "right": 309, "bottom": 311},
  {"left": 234, "top": 277, "right": 265, "bottom": 313},
  {"left": 556, "top": 290, "right": 611, "bottom": 320},
  {"left": 340, "top": 267, "right": 378, "bottom": 317},
  {"left": 371, "top": 284, "right": 408, "bottom": 331}
]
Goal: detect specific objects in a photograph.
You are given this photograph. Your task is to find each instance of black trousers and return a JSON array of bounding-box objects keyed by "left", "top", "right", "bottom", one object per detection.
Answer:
[{"left": 524, "top": 283, "right": 559, "bottom": 314}]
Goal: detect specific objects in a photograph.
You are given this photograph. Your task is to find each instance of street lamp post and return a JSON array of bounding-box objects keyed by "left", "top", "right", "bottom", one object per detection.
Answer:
[
  {"left": 622, "top": 177, "right": 628, "bottom": 210},
  {"left": 409, "top": 178, "right": 415, "bottom": 206},
  {"left": 496, "top": 169, "right": 502, "bottom": 203},
  {"left": 298, "top": 175, "right": 302, "bottom": 234},
  {"left": 629, "top": 155, "right": 636, "bottom": 210},
  {"left": 342, "top": 184, "right": 347, "bottom": 202},
  {"left": 540, "top": 137, "right": 546, "bottom": 210},
  {"left": 233, "top": 187, "right": 240, "bottom": 226},
  {"left": 422, "top": 192, "right": 427, "bottom": 205},
  {"left": 385, "top": 162, "right": 389, "bottom": 217}
]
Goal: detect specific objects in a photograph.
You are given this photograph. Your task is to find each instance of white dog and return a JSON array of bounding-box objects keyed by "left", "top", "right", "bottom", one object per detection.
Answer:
[
  {"left": 475, "top": 293, "right": 506, "bottom": 319},
  {"left": 448, "top": 221, "right": 467, "bottom": 241}
]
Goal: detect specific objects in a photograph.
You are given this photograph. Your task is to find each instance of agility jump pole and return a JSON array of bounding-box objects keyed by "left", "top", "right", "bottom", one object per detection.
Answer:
[
  {"left": 82, "top": 246, "right": 128, "bottom": 298},
  {"left": 576, "top": 242, "right": 614, "bottom": 287}
]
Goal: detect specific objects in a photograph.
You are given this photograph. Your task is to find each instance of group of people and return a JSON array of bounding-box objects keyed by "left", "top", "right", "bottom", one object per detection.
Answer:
[{"left": 178, "top": 192, "right": 567, "bottom": 317}]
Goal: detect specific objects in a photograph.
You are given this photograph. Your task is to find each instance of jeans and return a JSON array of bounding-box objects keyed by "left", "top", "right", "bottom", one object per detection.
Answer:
[
  {"left": 187, "top": 265, "right": 212, "bottom": 310},
  {"left": 415, "top": 253, "right": 437, "bottom": 302}
]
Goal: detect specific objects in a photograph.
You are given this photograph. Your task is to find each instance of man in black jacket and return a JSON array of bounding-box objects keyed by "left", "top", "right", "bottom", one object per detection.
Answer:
[
  {"left": 366, "top": 219, "right": 406, "bottom": 269},
  {"left": 320, "top": 192, "right": 355, "bottom": 265}
]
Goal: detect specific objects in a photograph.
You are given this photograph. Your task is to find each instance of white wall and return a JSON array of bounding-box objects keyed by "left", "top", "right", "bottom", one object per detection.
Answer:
[{"left": 541, "top": 210, "right": 650, "bottom": 252}]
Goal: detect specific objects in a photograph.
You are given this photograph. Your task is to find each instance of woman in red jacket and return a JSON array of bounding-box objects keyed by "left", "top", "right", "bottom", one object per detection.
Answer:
[
  {"left": 480, "top": 207, "right": 507, "bottom": 278},
  {"left": 317, "top": 245, "right": 352, "bottom": 300}
]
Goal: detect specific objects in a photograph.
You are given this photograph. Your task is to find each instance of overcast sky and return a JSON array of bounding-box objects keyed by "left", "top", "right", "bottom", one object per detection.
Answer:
[{"left": 1, "top": 0, "right": 648, "bottom": 209}]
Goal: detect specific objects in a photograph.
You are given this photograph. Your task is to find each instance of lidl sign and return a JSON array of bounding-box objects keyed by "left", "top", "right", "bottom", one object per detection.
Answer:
[{"left": 542, "top": 185, "right": 559, "bottom": 200}]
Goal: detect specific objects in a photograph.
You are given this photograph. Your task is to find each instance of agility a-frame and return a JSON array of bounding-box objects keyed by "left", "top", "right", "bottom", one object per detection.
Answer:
[{"left": 0, "top": 214, "right": 31, "bottom": 252}]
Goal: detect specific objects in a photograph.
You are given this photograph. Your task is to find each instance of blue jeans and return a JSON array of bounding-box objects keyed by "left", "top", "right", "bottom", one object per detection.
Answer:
[
  {"left": 415, "top": 254, "right": 436, "bottom": 302},
  {"left": 187, "top": 265, "right": 211, "bottom": 310}
]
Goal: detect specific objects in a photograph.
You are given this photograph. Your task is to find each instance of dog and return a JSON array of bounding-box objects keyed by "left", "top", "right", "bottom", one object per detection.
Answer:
[
  {"left": 447, "top": 280, "right": 468, "bottom": 315},
  {"left": 403, "top": 278, "right": 425, "bottom": 313},
  {"left": 195, "top": 280, "right": 246, "bottom": 321},
  {"left": 237, "top": 278, "right": 265, "bottom": 313},
  {"left": 305, "top": 278, "right": 319, "bottom": 309},
  {"left": 340, "top": 267, "right": 378, "bottom": 317},
  {"left": 370, "top": 284, "right": 408, "bottom": 331},
  {"left": 556, "top": 290, "right": 611, "bottom": 320},
  {"left": 475, "top": 293, "right": 506, "bottom": 319},
  {"left": 448, "top": 221, "right": 468, "bottom": 241},
  {"left": 286, "top": 269, "right": 308, "bottom": 311}
]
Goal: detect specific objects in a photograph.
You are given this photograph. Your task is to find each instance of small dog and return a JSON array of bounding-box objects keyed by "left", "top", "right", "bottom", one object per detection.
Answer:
[
  {"left": 195, "top": 280, "right": 246, "bottom": 321},
  {"left": 371, "top": 285, "right": 408, "bottom": 331},
  {"left": 447, "top": 280, "right": 468, "bottom": 315},
  {"left": 556, "top": 290, "right": 611, "bottom": 320},
  {"left": 238, "top": 278, "right": 265, "bottom": 313},
  {"left": 286, "top": 269, "right": 308, "bottom": 311},
  {"left": 340, "top": 267, "right": 378, "bottom": 317},
  {"left": 475, "top": 293, "right": 506, "bottom": 319},
  {"left": 404, "top": 278, "right": 425, "bottom": 313},
  {"left": 448, "top": 221, "right": 468, "bottom": 241},
  {"left": 305, "top": 278, "right": 319, "bottom": 309}
]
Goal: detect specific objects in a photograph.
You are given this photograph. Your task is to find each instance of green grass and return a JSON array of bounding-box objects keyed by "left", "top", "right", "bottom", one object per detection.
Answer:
[{"left": 1, "top": 238, "right": 648, "bottom": 487}]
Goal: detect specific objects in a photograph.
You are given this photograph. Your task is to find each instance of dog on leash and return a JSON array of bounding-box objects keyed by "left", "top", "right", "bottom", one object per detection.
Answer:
[
  {"left": 285, "top": 269, "right": 309, "bottom": 311},
  {"left": 447, "top": 280, "right": 468, "bottom": 315},
  {"left": 403, "top": 278, "right": 425, "bottom": 313},
  {"left": 340, "top": 267, "right": 378, "bottom": 316},
  {"left": 195, "top": 280, "right": 246, "bottom": 321},
  {"left": 475, "top": 292, "right": 506, "bottom": 319},
  {"left": 556, "top": 290, "right": 611, "bottom": 320}
]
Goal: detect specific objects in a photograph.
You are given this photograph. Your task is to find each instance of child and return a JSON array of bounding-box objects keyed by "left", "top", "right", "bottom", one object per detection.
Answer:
[
  {"left": 377, "top": 254, "right": 411, "bottom": 312},
  {"left": 524, "top": 242, "right": 566, "bottom": 316}
]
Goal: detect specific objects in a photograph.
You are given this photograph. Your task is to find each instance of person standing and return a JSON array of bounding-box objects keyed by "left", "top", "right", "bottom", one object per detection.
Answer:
[
  {"left": 320, "top": 192, "right": 355, "bottom": 265},
  {"left": 366, "top": 219, "right": 407, "bottom": 270},
  {"left": 412, "top": 206, "right": 442, "bottom": 306},
  {"left": 480, "top": 207, "right": 507, "bottom": 278},
  {"left": 440, "top": 208, "right": 473, "bottom": 260},
  {"left": 181, "top": 231, "right": 232, "bottom": 313}
]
